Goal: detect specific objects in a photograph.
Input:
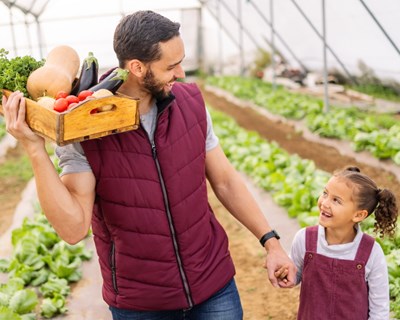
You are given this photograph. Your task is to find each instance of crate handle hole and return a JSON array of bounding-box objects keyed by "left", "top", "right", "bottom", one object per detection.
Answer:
[{"left": 89, "top": 104, "right": 116, "bottom": 115}]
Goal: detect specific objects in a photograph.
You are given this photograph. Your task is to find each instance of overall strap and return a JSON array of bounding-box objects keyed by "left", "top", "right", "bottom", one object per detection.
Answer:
[
  {"left": 305, "top": 225, "right": 319, "bottom": 252},
  {"left": 355, "top": 233, "right": 375, "bottom": 263}
]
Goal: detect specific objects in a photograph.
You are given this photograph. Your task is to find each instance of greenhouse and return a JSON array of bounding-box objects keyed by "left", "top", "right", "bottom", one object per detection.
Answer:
[{"left": 0, "top": 0, "right": 400, "bottom": 319}]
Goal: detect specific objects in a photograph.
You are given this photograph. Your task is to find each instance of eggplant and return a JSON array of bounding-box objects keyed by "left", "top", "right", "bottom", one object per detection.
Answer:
[
  {"left": 70, "top": 52, "right": 99, "bottom": 95},
  {"left": 88, "top": 67, "right": 129, "bottom": 94}
]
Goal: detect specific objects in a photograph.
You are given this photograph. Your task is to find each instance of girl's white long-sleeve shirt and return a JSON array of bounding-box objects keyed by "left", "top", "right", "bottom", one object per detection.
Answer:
[{"left": 290, "top": 224, "right": 389, "bottom": 320}]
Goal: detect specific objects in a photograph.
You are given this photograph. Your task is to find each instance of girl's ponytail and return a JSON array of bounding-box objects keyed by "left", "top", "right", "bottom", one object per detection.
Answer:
[{"left": 375, "top": 188, "right": 398, "bottom": 237}]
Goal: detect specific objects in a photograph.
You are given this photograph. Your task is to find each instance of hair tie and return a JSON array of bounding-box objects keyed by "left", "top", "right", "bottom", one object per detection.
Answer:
[{"left": 376, "top": 188, "right": 382, "bottom": 200}]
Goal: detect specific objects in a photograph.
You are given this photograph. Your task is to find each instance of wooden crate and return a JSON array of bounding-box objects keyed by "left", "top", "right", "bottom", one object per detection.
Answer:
[{"left": 0, "top": 90, "right": 140, "bottom": 146}]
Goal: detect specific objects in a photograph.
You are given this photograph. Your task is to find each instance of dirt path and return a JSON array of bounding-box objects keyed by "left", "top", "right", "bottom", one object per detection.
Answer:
[
  {"left": 0, "top": 142, "right": 29, "bottom": 235},
  {"left": 208, "top": 187, "right": 300, "bottom": 319}
]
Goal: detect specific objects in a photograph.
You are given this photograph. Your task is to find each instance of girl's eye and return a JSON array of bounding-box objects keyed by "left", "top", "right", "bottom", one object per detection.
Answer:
[{"left": 333, "top": 197, "right": 342, "bottom": 204}]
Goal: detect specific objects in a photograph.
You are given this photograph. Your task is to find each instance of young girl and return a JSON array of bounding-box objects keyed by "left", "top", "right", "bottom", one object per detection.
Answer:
[{"left": 279, "top": 166, "right": 398, "bottom": 319}]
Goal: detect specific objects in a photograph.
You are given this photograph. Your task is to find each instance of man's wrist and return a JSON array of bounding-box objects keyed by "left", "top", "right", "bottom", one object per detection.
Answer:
[{"left": 259, "top": 230, "right": 280, "bottom": 247}]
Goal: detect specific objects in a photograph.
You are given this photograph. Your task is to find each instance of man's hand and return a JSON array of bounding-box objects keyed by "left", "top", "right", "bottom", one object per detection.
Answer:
[
  {"left": 2, "top": 91, "right": 45, "bottom": 152},
  {"left": 263, "top": 241, "right": 297, "bottom": 288}
]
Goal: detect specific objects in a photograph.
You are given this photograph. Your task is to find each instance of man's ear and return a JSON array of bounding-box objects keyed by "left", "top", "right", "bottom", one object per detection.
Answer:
[
  {"left": 126, "top": 59, "right": 146, "bottom": 77},
  {"left": 353, "top": 209, "right": 368, "bottom": 223}
]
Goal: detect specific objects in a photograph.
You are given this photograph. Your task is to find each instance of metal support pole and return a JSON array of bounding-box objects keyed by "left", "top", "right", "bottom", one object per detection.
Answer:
[
  {"left": 359, "top": 0, "right": 400, "bottom": 58},
  {"left": 197, "top": 7, "right": 204, "bottom": 75},
  {"left": 217, "top": 0, "right": 223, "bottom": 75},
  {"left": 35, "top": 16, "right": 44, "bottom": 59},
  {"left": 291, "top": 0, "right": 357, "bottom": 85},
  {"left": 24, "top": 15, "right": 33, "bottom": 54},
  {"left": 218, "top": 0, "right": 261, "bottom": 48},
  {"left": 203, "top": 3, "right": 241, "bottom": 48},
  {"left": 238, "top": 0, "right": 245, "bottom": 76},
  {"left": 247, "top": 0, "right": 309, "bottom": 73},
  {"left": 9, "top": 6, "right": 18, "bottom": 56},
  {"left": 322, "top": 0, "right": 330, "bottom": 112},
  {"left": 270, "top": 0, "right": 276, "bottom": 89}
]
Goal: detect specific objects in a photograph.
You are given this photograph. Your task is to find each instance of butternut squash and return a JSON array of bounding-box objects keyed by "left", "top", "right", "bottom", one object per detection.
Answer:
[{"left": 27, "top": 45, "right": 80, "bottom": 100}]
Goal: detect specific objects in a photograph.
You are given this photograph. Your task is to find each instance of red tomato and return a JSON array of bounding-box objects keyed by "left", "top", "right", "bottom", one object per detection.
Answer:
[
  {"left": 66, "top": 95, "right": 80, "bottom": 105},
  {"left": 67, "top": 102, "right": 78, "bottom": 110},
  {"left": 55, "top": 91, "right": 68, "bottom": 100},
  {"left": 78, "top": 90, "right": 94, "bottom": 101},
  {"left": 53, "top": 98, "right": 69, "bottom": 112}
]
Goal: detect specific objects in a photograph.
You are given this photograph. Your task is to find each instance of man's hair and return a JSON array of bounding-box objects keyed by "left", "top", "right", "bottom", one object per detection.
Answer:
[{"left": 113, "top": 10, "right": 181, "bottom": 67}]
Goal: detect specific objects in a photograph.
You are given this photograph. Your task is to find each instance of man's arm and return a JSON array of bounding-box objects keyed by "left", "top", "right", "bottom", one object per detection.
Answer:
[
  {"left": 2, "top": 91, "right": 95, "bottom": 244},
  {"left": 205, "top": 145, "right": 296, "bottom": 287}
]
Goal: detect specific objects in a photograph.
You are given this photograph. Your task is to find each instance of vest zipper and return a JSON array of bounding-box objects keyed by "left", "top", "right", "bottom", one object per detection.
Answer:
[
  {"left": 109, "top": 241, "right": 119, "bottom": 293},
  {"left": 151, "top": 140, "right": 194, "bottom": 309}
]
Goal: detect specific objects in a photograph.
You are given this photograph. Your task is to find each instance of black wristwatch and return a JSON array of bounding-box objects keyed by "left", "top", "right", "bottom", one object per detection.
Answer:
[{"left": 259, "top": 230, "right": 280, "bottom": 247}]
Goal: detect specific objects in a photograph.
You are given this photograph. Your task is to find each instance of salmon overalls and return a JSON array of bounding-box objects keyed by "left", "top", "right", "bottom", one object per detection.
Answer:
[{"left": 297, "top": 225, "right": 375, "bottom": 320}]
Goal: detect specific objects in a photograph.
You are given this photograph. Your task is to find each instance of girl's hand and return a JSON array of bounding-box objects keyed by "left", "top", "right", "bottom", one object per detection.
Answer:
[{"left": 274, "top": 266, "right": 289, "bottom": 286}]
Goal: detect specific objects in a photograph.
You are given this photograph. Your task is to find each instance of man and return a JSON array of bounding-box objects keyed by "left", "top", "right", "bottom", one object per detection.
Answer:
[{"left": 3, "top": 10, "right": 296, "bottom": 320}]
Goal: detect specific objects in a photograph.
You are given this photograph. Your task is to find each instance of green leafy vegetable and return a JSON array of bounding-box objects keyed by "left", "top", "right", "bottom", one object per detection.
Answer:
[
  {"left": 0, "top": 48, "right": 44, "bottom": 98},
  {"left": 8, "top": 289, "right": 38, "bottom": 314}
]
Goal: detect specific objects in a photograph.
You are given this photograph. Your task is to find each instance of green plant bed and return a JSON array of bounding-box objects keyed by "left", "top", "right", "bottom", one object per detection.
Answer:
[
  {"left": 0, "top": 148, "right": 93, "bottom": 319},
  {"left": 0, "top": 210, "right": 93, "bottom": 319},
  {"left": 206, "top": 76, "right": 400, "bottom": 165},
  {"left": 347, "top": 84, "right": 400, "bottom": 103}
]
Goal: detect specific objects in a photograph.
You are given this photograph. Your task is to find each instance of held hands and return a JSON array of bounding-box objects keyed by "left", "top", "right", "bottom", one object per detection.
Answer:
[
  {"left": 274, "top": 266, "right": 290, "bottom": 285},
  {"left": 263, "top": 242, "right": 297, "bottom": 288},
  {"left": 2, "top": 91, "right": 45, "bottom": 150}
]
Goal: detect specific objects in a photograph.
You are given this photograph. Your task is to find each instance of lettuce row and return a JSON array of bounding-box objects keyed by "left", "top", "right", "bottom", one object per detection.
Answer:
[{"left": 0, "top": 211, "right": 92, "bottom": 319}]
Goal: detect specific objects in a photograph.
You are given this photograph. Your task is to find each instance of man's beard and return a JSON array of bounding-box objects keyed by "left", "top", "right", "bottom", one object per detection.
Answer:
[{"left": 143, "top": 68, "right": 174, "bottom": 101}]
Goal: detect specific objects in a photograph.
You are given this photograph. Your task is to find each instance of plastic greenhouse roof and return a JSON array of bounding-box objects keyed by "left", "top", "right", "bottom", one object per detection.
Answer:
[
  {"left": 0, "top": 0, "right": 202, "bottom": 17},
  {"left": 1, "top": 0, "right": 399, "bottom": 83},
  {"left": 0, "top": 0, "right": 49, "bottom": 16}
]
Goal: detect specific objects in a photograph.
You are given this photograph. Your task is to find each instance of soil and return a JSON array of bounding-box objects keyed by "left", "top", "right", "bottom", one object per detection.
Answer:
[
  {"left": 1, "top": 85, "right": 400, "bottom": 319},
  {"left": 0, "top": 143, "right": 29, "bottom": 236}
]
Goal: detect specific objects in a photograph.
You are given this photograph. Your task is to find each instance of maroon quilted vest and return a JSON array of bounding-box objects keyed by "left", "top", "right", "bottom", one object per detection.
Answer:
[{"left": 81, "top": 82, "right": 235, "bottom": 311}]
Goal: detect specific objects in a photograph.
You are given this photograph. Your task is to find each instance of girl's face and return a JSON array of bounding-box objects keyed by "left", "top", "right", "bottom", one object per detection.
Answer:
[{"left": 317, "top": 176, "right": 363, "bottom": 231}]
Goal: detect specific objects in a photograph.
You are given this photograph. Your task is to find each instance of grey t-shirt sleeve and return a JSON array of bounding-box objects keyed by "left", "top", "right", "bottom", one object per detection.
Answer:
[
  {"left": 55, "top": 142, "right": 92, "bottom": 177},
  {"left": 56, "top": 107, "right": 219, "bottom": 176},
  {"left": 205, "top": 107, "right": 219, "bottom": 152}
]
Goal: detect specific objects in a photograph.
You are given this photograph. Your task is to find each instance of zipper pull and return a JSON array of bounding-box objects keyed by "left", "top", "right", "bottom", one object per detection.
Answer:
[{"left": 151, "top": 143, "right": 157, "bottom": 159}]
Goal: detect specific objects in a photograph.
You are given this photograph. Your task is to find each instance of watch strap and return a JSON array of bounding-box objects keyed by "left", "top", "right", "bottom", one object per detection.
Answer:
[{"left": 259, "top": 230, "right": 280, "bottom": 247}]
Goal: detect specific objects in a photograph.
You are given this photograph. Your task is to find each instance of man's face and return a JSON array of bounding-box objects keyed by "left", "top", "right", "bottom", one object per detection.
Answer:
[{"left": 142, "top": 36, "right": 186, "bottom": 100}]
